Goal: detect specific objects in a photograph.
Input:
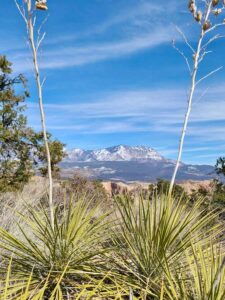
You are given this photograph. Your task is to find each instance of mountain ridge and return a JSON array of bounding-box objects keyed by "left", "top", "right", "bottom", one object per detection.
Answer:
[
  {"left": 61, "top": 145, "right": 216, "bottom": 182},
  {"left": 65, "top": 144, "right": 169, "bottom": 163}
]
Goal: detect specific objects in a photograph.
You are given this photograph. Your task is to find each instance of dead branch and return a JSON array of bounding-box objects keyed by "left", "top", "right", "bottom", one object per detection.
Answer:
[
  {"left": 172, "top": 40, "right": 192, "bottom": 75},
  {"left": 196, "top": 66, "right": 223, "bottom": 85}
]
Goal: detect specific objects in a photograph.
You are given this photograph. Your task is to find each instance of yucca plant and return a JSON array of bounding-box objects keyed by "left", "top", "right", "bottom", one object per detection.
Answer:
[
  {"left": 0, "top": 256, "right": 51, "bottom": 299},
  {"left": 0, "top": 197, "right": 114, "bottom": 298},
  {"left": 163, "top": 241, "right": 225, "bottom": 300},
  {"left": 112, "top": 194, "right": 222, "bottom": 298},
  {"left": 0, "top": 257, "right": 129, "bottom": 299}
]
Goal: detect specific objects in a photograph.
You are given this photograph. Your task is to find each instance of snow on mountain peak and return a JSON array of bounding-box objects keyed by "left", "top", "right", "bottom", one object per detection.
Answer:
[{"left": 65, "top": 145, "right": 164, "bottom": 162}]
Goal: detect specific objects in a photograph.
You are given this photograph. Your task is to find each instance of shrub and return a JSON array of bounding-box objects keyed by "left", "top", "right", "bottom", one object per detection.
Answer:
[
  {"left": 0, "top": 198, "right": 113, "bottom": 298},
  {"left": 61, "top": 176, "right": 110, "bottom": 209},
  {"left": 112, "top": 193, "right": 222, "bottom": 298},
  {"left": 149, "top": 179, "right": 189, "bottom": 201}
]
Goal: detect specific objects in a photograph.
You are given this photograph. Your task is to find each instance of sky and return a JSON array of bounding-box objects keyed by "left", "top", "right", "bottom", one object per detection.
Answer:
[{"left": 1, "top": 0, "right": 225, "bottom": 165}]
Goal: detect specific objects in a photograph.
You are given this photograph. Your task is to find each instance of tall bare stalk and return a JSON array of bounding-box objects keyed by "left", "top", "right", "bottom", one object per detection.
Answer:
[
  {"left": 15, "top": 0, "right": 54, "bottom": 229},
  {"left": 169, "top": 0, "right": 225, "bottom": 194}
]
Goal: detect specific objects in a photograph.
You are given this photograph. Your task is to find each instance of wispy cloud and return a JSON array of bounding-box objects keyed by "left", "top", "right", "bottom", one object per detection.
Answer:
[
  {"left": 160, "top": 145, "right": 225, "bottom": 156},
  {"left": 10, "top": 25, "right": 175, "bottom": 72},
  {"left": 43, "top": 28, "right": 173, "bottom": 69},
  {"left": 45, "top": 1, "right": 167, "bottom": 45},
  {"left": 5, "top": 0, "right": 181, "bottom": 73},
  {"left": 27, "top": 85, "right": 225, "bottom": 142}
]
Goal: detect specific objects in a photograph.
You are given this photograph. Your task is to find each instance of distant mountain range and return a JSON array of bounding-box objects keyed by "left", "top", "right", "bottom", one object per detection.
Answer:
[
  {"left": 60, "top": 145, "right": 217, "bottom": 182},
  {"left": 65, "top": 145, "right": 165, "bottom": 162}
]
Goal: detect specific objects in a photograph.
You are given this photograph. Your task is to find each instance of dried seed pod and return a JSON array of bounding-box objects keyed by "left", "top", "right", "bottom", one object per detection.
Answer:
[
  {"left": 195, "top": 11, "right": 202, "bottom": 22},
  {"left": 212, "top": 0, "right": 220, "bottom": 7},
  {"left": 35, "top": 0, "right": 48, "bottom": 10},
  {"left": 188, "top": 0, "right": 195, "bottom": 6},
  {"left": 203, "top": 21, "right": 211, "bottom": 31},
  {"left": 188, "top": 0, "right": 196, "bottom": 13},
  {"left": 214, "top": 8, "right": 222, "bottom": 16},
  {"left": 192, "top": 53, "right": 196, "bottom": 61}
]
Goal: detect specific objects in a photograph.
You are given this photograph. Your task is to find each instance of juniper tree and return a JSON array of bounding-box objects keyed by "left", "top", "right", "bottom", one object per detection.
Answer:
[
  {"left": 0, "top": 56, "right": 65, "bottom": 192},
  {"left": 32, "top": 132, "right": 66, "bottom": 179},
  {"left": 216, "top": 157, "right": 225, "bottom": 177},
  {"left": 0, "top": 56, "right": 33, "bottom": 192}
]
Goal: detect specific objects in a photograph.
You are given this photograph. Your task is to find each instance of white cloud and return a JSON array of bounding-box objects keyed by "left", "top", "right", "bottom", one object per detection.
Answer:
[
  {"left": 40, "top": 88, "right": 184, "bottom": 117},
  {"left": 5, "top": 0, "right": 181, "bottom": 73},
  {"left": 44, "top": 29, "right": 172, "bottom": 68},
  {"left": 27, "top": 85, "right": 225, "bottom": 142},
  {"left": 45, "top": 1, "right": 166, "bottom": 46},
  {"left": 10, "top": 25, "right": 174, "bottom": 73}
]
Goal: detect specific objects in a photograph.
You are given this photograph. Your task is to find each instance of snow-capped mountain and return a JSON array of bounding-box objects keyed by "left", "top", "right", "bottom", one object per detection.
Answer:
[
  {"left": 65, "top": 145, "right": 165, "bottom": 162},
  {"left": 61, "top": 145, "right": 216, "bottom": 182}
]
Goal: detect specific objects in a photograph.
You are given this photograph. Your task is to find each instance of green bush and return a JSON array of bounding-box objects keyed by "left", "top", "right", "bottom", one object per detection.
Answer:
[{"left": 149, "top": 179, "right": 189, "bottom": 201}]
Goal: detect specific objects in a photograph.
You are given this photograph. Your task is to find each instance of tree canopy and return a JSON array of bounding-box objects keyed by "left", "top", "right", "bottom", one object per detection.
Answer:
[
  {"left": 0, "top": 55, "right": 65, "bottom": 192},
  {"left": 215, "top": 157, "right": 225, "bottom": 178}
]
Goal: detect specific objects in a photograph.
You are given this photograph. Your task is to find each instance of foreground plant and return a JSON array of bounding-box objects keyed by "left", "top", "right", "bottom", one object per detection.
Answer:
[
  {"left": 0, "top": 193, "right": 224, "bottom": 299},
  {"left": 170, "top": 0, "right": 225, "bottom": 194},
  {"left": 163, "top": 242, "right": 225, "bottom": 299},
  {"left": 1, "top": 259, "right": 129, "bottom": 299},
  {"left": 0, "top": 199, "right": 113, "bottom": 298},
  {"left": 112, "top": 194, "right": 222, "bottom": 298}
]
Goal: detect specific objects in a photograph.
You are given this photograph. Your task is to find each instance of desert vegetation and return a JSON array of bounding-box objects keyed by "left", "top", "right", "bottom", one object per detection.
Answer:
[
  {"left": 1, "top": 0, "right": 225, "bottom": 299},
  {"left": 1, "top": 176, "right": 225, "bottom": 298}
]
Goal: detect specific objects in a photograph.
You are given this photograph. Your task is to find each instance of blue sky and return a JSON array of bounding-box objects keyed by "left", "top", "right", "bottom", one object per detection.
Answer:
[{"left": 1, "top": 0, "right": 225, "bottom": 165}]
